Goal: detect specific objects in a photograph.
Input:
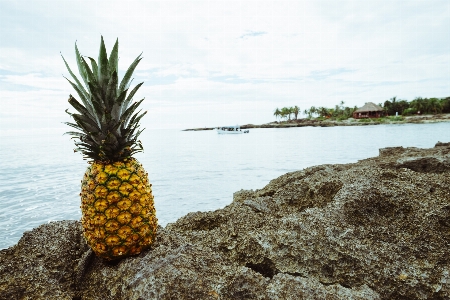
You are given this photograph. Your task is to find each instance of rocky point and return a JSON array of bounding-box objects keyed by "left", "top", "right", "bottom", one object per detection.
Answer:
[{"left": 1, "top": 142, "right": 450, "bottom": 299}]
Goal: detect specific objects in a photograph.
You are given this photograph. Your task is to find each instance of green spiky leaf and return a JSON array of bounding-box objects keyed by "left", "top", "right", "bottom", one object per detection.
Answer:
[
  {"left": 80, "top": 56, "right": 97, "bottom": 87},
  {"left": 87, "top": 57, "right": 99, "bottom": 81},
  {"left": 118, "top": 53, "right": 142, "bottom": 95},
  {"left": 108, "top": 38, "right": 119, "bottom": 75},
  {"left": 63, "top": 77, "right": 96, "bottom": 119},
  {"left": 75, "top": 43, "right": 89, "bottom": 89},
  {"left": 122, "top": 82, "right": 143, "bottom": 112},
  {"left": 97, "top": 36, "right": 109, "bottom": 90},
  {"left": 63, "top": 37, "right": 147, "bottom": 162},
  {"left": 61, "top": 54, "right": 89, "bottom": 100},
  {"left": 105, "top": 70, "right": 118, "bottom": 109},
  {"left": 67, "top": 95, "right": 98, "bottom": 126}
]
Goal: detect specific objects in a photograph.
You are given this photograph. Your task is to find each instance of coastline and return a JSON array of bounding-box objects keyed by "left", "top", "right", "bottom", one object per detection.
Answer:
[{"left": 182, "top": 113, "right": 450, "bottom": 131}]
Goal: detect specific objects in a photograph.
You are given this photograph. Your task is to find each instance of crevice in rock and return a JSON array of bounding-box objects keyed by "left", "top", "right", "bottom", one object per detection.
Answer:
[
  {"left": 318, "top": 281, "right": 335, "bottom": 286},
  {"left": 340, "top": 282, "right": 352, "bottom": 289},
  {"left": 245, "top": 257, "right": 278, "bottom": 278},
  {"left": 103, "top": 257, "right": 122, "bottom": 266},
  {"left": 285, "top": 272, "right": 303, "bottom": 277},
  {"left": 74, "top": 249, "right": 94, "bottom": 280}
]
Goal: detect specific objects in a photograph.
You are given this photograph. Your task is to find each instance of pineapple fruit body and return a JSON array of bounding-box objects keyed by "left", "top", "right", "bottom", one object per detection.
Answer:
[{"left": 81, "top": 158, "right": 157, "bottom": 260}]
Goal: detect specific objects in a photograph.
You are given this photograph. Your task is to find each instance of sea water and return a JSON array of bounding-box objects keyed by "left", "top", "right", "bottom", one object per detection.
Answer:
[{"left": 1, "top": 122, "right": 449, "bottom": 249}]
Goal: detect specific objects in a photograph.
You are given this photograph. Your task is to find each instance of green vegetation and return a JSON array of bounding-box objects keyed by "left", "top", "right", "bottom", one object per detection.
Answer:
[
  {"left": 383, "top": 96, "right": 450, "bottom": 116},
  {"left": 273, "top": 106, "right": 301, "bottom": 121},
  {"left": 302, "top": 101, "right": 357, "bottom": 120},
  {"left": 357, "top": 116, "right": 403, "bottom": 123},
  {"left": 274, "top": 101, "right": 357, "bottom": 122},
  {"left": 274, "top": 96, "right": 450, "bottom": 122},
  {"left": 358, "top": 118, "right": 372, "bottom": 123},
  {"left": 386, "top": 116, "right": 404, "bottom": 122}
]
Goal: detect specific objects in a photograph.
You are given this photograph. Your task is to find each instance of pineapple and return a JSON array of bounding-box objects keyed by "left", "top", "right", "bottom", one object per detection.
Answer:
[{"left": 62, "top": 37, "right": 157, "bottom": 260}]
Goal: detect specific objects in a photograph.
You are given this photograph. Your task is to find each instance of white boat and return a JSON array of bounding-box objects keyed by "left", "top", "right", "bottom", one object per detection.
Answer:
[{"left": 215, "top": 125, "right": 249, "bottom": 134}]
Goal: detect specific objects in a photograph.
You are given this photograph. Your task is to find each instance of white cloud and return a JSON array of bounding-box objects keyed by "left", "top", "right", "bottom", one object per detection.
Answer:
[
  {"left": 0, "top": 0, "right": 449, "bottom": 130},
  {"left": 1, "top": 73, "right": 66, "bottom": 90}
]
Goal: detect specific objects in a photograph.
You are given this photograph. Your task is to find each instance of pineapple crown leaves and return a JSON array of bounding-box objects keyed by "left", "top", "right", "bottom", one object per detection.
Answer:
[{"left": 62, "top": 36, "right": 146, "bottom": 162}]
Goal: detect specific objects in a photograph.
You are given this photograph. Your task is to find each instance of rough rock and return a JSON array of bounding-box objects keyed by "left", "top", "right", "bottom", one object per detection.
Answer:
[{"left": 1, "top": 142, "right": 450, "bottom": 299}]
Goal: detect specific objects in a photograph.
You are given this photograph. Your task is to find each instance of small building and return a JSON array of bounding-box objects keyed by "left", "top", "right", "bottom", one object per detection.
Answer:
[{"left": 353, "top": 102, "right": 384, "bottom": 119}]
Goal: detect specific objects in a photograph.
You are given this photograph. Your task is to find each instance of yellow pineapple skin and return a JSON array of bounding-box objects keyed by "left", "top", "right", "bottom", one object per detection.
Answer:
[{"left": 80, "top": 158, "right": 157, "bottom": 260}]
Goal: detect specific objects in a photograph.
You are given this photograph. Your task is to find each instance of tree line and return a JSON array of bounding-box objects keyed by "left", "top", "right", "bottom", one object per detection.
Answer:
[
  {"left": 383, "top": 96, "right": 450, "bottom": 116},
  {"left": 274, "top": 96, "right": 450, "bottom": 121},
  {"left": 273, "top": 106, "right": 300, "bottom": 120},
  {"left": 274, "top": 101, "right": 357, "bottom": 121}
]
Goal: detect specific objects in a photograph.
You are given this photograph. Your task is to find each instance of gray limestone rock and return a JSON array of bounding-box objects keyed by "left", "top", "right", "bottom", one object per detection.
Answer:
[{"left": 1, "top": 143, "right": 450, "bottom": 299}]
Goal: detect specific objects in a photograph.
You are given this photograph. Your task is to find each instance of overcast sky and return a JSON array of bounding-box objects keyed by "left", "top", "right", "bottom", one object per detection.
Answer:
[{"left": 1, "top": 0, "right": 449, "bottom": 130}]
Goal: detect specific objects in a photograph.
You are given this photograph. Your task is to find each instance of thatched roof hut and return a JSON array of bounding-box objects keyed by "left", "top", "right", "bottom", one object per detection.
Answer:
[{"left": 353, "top": 102, "right": 384, "bottom": 119}]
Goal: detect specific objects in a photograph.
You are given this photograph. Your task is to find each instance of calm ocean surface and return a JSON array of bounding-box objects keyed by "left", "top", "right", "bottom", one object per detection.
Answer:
[{"left": 1, "top": 122, "right": 449, "bottom": 249}]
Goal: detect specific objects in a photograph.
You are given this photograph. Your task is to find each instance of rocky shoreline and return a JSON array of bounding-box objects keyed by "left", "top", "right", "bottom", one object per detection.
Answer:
[
  {"left": 183, "top": 113, "right": 450, "bottom": 131},
  {"left": 1, "top": 142, "right": 450, "bottom": 299}
]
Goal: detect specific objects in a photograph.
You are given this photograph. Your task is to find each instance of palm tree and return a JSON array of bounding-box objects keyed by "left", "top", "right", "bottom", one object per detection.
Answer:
[
  {"left": 281, "top": 107, "right": 291, "bottom": 121},
  {"left": 309, "top": 106, "right": 317, "bottom": 118},
  {"left": 383, "top": 96, "right": 397, "bottom": 115},
  {"left": 428, "top": 98, "right": 443, "bottom": 114},
  {"left": 317, "top": 107, "right": 330, "bottom": 118},
  {"left": 390, "top": 96, "right": 399, "bottom": 115},
  {"left": 328, "top": 108, "right": 335, "bottom": 118},
  {"left": 292, "top": 106, "right": 300, "bottom": 120},
  {"left": 273, "top": 108, "right": 281, "bottom": 121},
  {"left": 304, "top": 109, "right": 311, "bottom": 119},
  {"left": 441, "top": 97, "right": 450, "bottom": 113},
  {"left": 338, "top": 101, "right": 345, "bottom": 115},
  {"left": 334, "top": 104, "right": 341, "bottom": 118},
  {"left": 410, "top": 97, "right": 425, "bottom": 114},
  {"left": 345, "top": 106, "right": 356, "bottom": 118},
  {"left": 397, "top": 100, "right": 410, "bottom": 115}
]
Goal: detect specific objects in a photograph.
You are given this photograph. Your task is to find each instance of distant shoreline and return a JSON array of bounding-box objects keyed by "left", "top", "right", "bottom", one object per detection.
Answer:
[{"left": 183, "top": 113, "right": 450, "bottom": 131}]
